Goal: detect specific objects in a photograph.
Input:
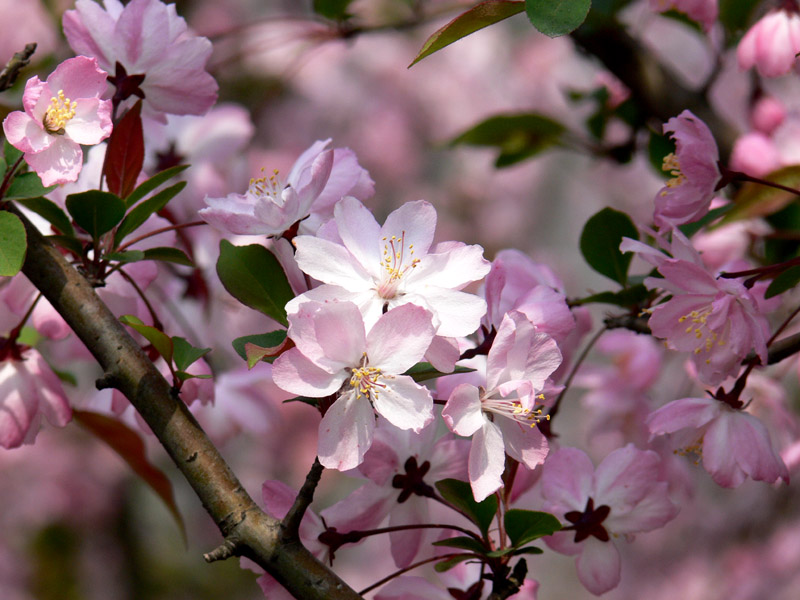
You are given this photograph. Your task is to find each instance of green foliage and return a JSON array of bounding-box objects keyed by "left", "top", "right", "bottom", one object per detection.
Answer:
[
  {"left": 115, "top": 181, "right": 187, "bottom": 244},
  {"left": 65, "top": 191, "right": 126, "bottom": 240},
  {"left": 579, "top": 207, "right": 638, "bottom": 285},
  {"left": 648, "top": 130, "right": 675, "bottom": 174},
  {"left": 433, "top": 554, "right": 473, "bottom": 572},
  {"left": 525, "top": 0, "right": 591, "bottom": 37},
  {"left": 432, "top": 537, "right": 488, "bottom": 553},
  {"left": 16, "top": 196, "right": 75, "bottom": 237},
  {"left": 172, "top": 337, "right": 211, "bottom": 371},
  {"left": 722, "top": 166, "right": 800, "bottom": 224},
  {"left": 504, "top": 509, "right": 561, "bottom": 547},
  {"left": 765, "top": 265, "right": 800, "bottom": 299},
  {"left": 450, "top": 112, "right": 565, "bottom": 167},
  {"left": 216, "top": 240, "right": 294, "bottom": 326},
  {"left": 141, "top": 247, "right": 193, "bottom": 267},
  {"left": 573, "top": 283, "right": 650, "bottom": 308},
  {"left": 435, "top": 478, "right": 498, "bottom": 536},
  {"left": 4, "top": 172, "right": 57, "bottom": 200},
  {"left": 0, "top": 211, "right": 27, "bottom": 276},
  {"left": 120, "top": 314, "right": 174, "bottom": 364},
  {"left": 679, "top": 204, "right": 733, "bottom": 238},
  {"left": 765, "top": 204, "right": 800, "bottom": 265},
  {"left": 4, "top": 138, "right": 23, "bottom": 166},
  {"left": 313, "top": 0, "right": 353, "bottom": 20},
  {"left": 403, "top": 362, "right": 476, "bottom": 382},
  {"left": 124, "top": 164, "right": 189, "bottom": 208},
  {"left": 409, "top": 1, "right": 525, "bottom": 67},
  {"left": 718, "top": 0, "right": 761, "bottom": 41},
  {"left": 232, "top": 330, "right": 288, "bottom": 363}
]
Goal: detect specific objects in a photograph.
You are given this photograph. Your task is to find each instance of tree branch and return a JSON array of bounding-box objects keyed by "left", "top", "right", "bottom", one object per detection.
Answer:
[{"left": 6, "top": 202, "right": 363, "bottom": 600}]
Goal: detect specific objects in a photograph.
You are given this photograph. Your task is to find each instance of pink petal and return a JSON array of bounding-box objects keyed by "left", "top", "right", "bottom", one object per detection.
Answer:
[
  {"left": 272, "top": 348, "right": 345, "bottom": 397},
  {"left": 372, "top": 376, "right": 433, "bottom": 432},
  {"left": 646, "top": 396, "right": 720, "bottom": 435},
  {"left": 333, "top": 196, "right": 382, "bottom": 277},
  {"left": 46, "top": 55, "right": 109, "bottom": 101},
  {"left": 469, "top": 420, "right": 506, "bottom": 502},
  {"left": 317, "top": 391, "right": 376, "bottom": 471},
  {"left": 62, "top": 0, "right": 117, "bottom": 70},
  {"left": 293, "top": 235, "right": 375, "bottom": 289},
  {"left": 442, "top": 384, "right": 485, "bottom": 437},
  {"left": 3, "top": 111, "right": 52, "bottom": 154},
  {"left": 366, "top": 304, "right": 434, "bottom": 373},
  {"left": 25, "top": 139, "right": 83, "bottom": 186},
  {"left": 575, "top": 537, "right": 622, "bottom": 595},
  {"left": 541, "top": 447, "right": 595, "bottom": 514},
  {"left": 63, "top": 97, "right": 113, "bottom": 145},
  {"left": 381, "top": 200, "right": 437, "bottom": 257},
  {"left": 497, "top": 417, "right": 549, "bottom": 470}
]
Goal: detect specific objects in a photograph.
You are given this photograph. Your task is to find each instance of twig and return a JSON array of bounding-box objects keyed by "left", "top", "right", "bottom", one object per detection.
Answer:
[
  {"left": 0, "top": 43, "right": 36, "bottom": 92},
  {"left": 282, "top": 458, "right": 324, "bottom": 539}
]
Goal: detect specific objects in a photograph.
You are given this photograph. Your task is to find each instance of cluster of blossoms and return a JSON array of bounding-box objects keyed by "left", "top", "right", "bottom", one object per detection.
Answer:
[{"left": 4, "top": 0, "right": 800, "bottom": 599}]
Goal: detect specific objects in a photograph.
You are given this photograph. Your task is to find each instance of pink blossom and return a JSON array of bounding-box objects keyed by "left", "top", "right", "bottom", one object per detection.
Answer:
[
  {"left": 200, "top": 139, "right": 373, "bottom": 237},
  {"left": 272, "top": 301, "right": 435, "bottom": 470},
  {"left": 654, "top": 110, "right": 721, "bottom": 229},
  {"left": 737, "top": 9, "right": 800, "bottom": 78},
  {"left": 0, "top": 347, "right": 71, "bottom": 449},
  {"left": 63, "top": 0, "right": 218, "bottom": 121},
  {"left": 621, "top": 232, "right": 770, "bottom": 386},
  {"left": 290, "top": 197, "right": 490, "bottom": 337},
  {"left": 2, "top": 56, "right": 112, "bottom": 186},
  {"left": 730, "top": 132, "right": 781, "bottom": 178},
  {"left": 541, "top": 445, "right": 679, "bottom": 595},
  {"left": 751, "top": 96, "right": 786, "bottom": 135},
  {"left": 647, "top": 396, "right": 789, "bottom": 487},
  {"left": 650, "top": 0, "right": 718, "bottom": 31},
  {"left": 442, "top": 311, "right": 561, "bottom": 501}
]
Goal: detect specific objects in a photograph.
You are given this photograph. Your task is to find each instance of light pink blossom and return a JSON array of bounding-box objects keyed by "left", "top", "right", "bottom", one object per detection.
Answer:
[
  {"left": 290, "top": 197, "right": 490, "bottom": 337},
  {"left": 272, "top": 301, "right": 435, "bottom": 471},
  {"left": 442, "top": 311, "right": 561, "bottom": 501},
  {"left": 199, "top": 139, "right": 373, "bottom": 237},
  {"left": 541, "top": 445, "right": 679, "bottom": 595},
  {"left": 63, "top": 0, "right": 218, "bottom": 121},
  {"left": 654, "top": 110, "right": 721, "bottom": 229},
  {"left": 2, "top": 56, "right": 112, "bottom": 186},
  {"left": 737, "top": 9, "right": 800, "bottom": 78},
  {"left": 647, "top": 395, "right": 789, "bottom": 487}
]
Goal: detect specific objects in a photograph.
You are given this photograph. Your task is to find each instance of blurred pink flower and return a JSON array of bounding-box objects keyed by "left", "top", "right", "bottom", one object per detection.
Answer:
[
  {"left": 730, "top": 132, "right": 781, "bottom": 178},
  {"left": 751, "top": 96, "right": 786, "bottom": 135},
  {"left": 2, "top": 56, "right": 112, "bottom": 186},
  {"left": 647, "top": 395, "right": 789, "bottom": 487},
  {"left": 200, "top": 139, "right": 373, "bottom": 237},
  {"left": 654, "top": 110, "right": 721, "bottom": 228},
  {"left": 272, "top": 301, "right": 435, "bottom": 471},
  {"left": 63, "top": 0, "right": 218, "bottom": 121},
  {"left": 541, "top": 445, "right": 679, "bottom": 595},
  {"left": 650, "top": 0, "right": 718, "bottom": 31},
  {"left": 737, "top": 8, "right": 800, "bottom": 77},
  {"left": 442, "top": 311, "right": 561, "bottom": 501},
  {"left": 291, "top": 197, "right": 490, "bottom": 337}
]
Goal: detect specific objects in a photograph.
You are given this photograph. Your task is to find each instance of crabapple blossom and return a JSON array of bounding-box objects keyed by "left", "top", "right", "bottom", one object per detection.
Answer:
[
  {"left": 541, "top": 445, "right": 679, "bottom": 595},
  {"left": 62, "top": 0, "right": 218, "bottom": 121},
  {"left": 290, "top": 196, "right": 490, "bottom": 337},
  {"left": 621, "top": 232, "right": 770, "bottom": 386},
  {"left": 272, "top": 301, "right": 435, "bottom": 470},
  {"left": 653, "top": 110, "right": 721, "bottom": 229},
  {"left": 2, "top": 56, "right": 112, "bottom": 186},
  {"left": 737, "top": 8, "right": 800, "bottom": 78},
  {"left": 199, "top": 139, "right": 374, "bottom": 237},
  {"left": 442, "top": 311, "right": 561, "bottom": 501},
  {"left": 647, "top": 395, "right": 789, "bottom": 487}
]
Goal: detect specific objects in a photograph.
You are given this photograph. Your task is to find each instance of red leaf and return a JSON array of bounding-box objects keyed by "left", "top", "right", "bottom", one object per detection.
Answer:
[
  {"left": 73, "top": 409, "right": 186, "bottom": 544},
  {"left": 103, "top": 101, "right": 144, "bottom": 197}
]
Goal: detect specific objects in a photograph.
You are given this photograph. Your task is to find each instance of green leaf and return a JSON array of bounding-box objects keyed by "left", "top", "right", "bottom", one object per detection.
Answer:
[
  {"left": 504, "top": 509, "right": 561, "bottom": 547},
  {"left": 73, "top": 410, "right": 186, "bottom": 544},
  {"left": 65, "top": 191, "right": 126, "bottom": 240},
  {"left": 175, "top": 371, "right": 213, "bottom": 382},
  {"left": 106, "top": 250, "right": 146, "bottom": 263},
  {"left": 313, "top": 0, "right": 353, "bottom": 20},
  {"left": 450, "top": 113, "right": 565, "bottom": 168},
  {"left": 4, "top": 172, "right": 57, "bottom": 200},
  {"left": 115, "top": 181, "right": 187, "bottom": 244},
  {"left": 125, "top": 164, "right": 190, "bottom": 209},
  {"left": 141, "top": 247, "right": 193, "bottom": 267},
  {"left": 765, "top": 265, "right": 800, "bottom": 299},
  {"left": 513, "top": 545, "right": 544, "bottom": 555},
  {"left": 403, "top": 362, "right": 476, "bottom": 383},
  {"left": 216, "top": 240, "right": 294, "bottom": 326},
  {"left": 678, "top": 203, "right": 734, "bottom": 238},
  {"left": 648, "top": 130, "right": 675, "bottom": 174},
  {"left": 432, "top": 537, "right": 488, "bottom": 554},
  {"left": 525, "top": 0, "right": 591, "bottom": 37},
  {"left": 283, "top": 396, "right": 320, "bottom": 408},
  {"left": 119, "top": 314, "right": 173, "bottom": 364},
  {"left": 47, "top": 235, "right": 85, "bottom": 257},
  {"left": 171, "top": 337, "right": 211, "bottom": 371},
  {"left": 0, "top": 211, "right": 27, "bottom": 276},
  {"left": 0, "top": 157, "right": 7, "bottom": 183},
  {"left": 722, "top": 166, "right": 800, "bottom": 224},
  {"left": 4, "top": 139, "right": 23, "bottom": 166},
  {"left": 579, "top": 207, "right": 638, "bottom": 285},
  {"left": 572, "top": 284, "right": 650, "bottom": 308},
  {"left": 409, "top": 1, "right": 525, "bottom": 67},
  {"left": 232, "top": 330, "right": 288, "bottom": 362},
  {"left": 435, "top": 478, "right": 498, "bottom": 536},
  {"left": 16, "top": 196, "right": 75, "bottom": 237},
  {"left": 718, "top": 0, "right": 761, "bottom": 40},
  {"left": 434, "top": 554, "right": 474, "bottom": 573}
]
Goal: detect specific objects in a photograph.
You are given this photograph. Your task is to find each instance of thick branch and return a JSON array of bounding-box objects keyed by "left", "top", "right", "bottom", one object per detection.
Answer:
[{"left": 7, "top": 203, "right": 362, "bottom": 600}]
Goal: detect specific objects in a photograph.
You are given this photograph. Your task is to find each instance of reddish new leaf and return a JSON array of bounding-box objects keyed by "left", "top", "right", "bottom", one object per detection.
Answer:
[
  {"left": 409, "top": 1, "right": 525, "bottom": 67},
  {"left": 103, "top": 101, "right": 144, "bottom": 197},
  {"left": 73, "top": 409, "right": 186, "bottom": 544}
]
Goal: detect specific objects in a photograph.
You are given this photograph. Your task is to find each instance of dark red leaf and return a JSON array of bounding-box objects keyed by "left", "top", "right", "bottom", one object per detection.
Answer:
[{"left": 103, "top": 100, "right": 144, "bottom": 197}]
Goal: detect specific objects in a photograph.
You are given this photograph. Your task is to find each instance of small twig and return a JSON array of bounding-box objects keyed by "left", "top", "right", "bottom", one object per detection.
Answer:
[
  {"left": 358, "top": 553, "right": 465, "bottom": 596},
  {"left": 203, "top": 537, "right": 241, "bottom": 563},
  {"left": 0, "top": 43, "right": 36, "bottom": 92},
  {"left": 282, "top": 458, "right": 324, "bottom": 539}
]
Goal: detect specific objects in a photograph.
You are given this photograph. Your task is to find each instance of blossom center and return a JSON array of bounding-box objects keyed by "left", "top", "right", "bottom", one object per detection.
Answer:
[
  {"left": 661, "top": 152, "right": 686, "bottom": 191},
  {"left": 392, "top": 456, "right": 435, "bottom": 503},
  {"left": 377, "top": 232, "right": 419, "bottom": 299},
  {"left": 678, "top": 306, "right": 725, "bottom": 362},
  {"left": 563, "top": 497, "right": 612, "bottom": 543},
  {"left": 248, "top": 168, "right": 284, "bottom": 205},
  {"left": 482, "top": 393, "right": 549, "bottom": 428},
  {"left": 349, "top": 358, "right": 385, "bottom": 400},
  {"left": 43, "top": 90, "right": 77, "bottom": 135}
]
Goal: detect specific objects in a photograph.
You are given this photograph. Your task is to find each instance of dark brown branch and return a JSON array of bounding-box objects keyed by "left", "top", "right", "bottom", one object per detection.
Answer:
[
  {"left": 282, "top": 458, "right": 324, "bottom": 539},
  {"left": 6, "top": 203, "right": 363, "bottom": 600},
  {"left": 0, "top": 43, "right": 36, "bottom": 92}
]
